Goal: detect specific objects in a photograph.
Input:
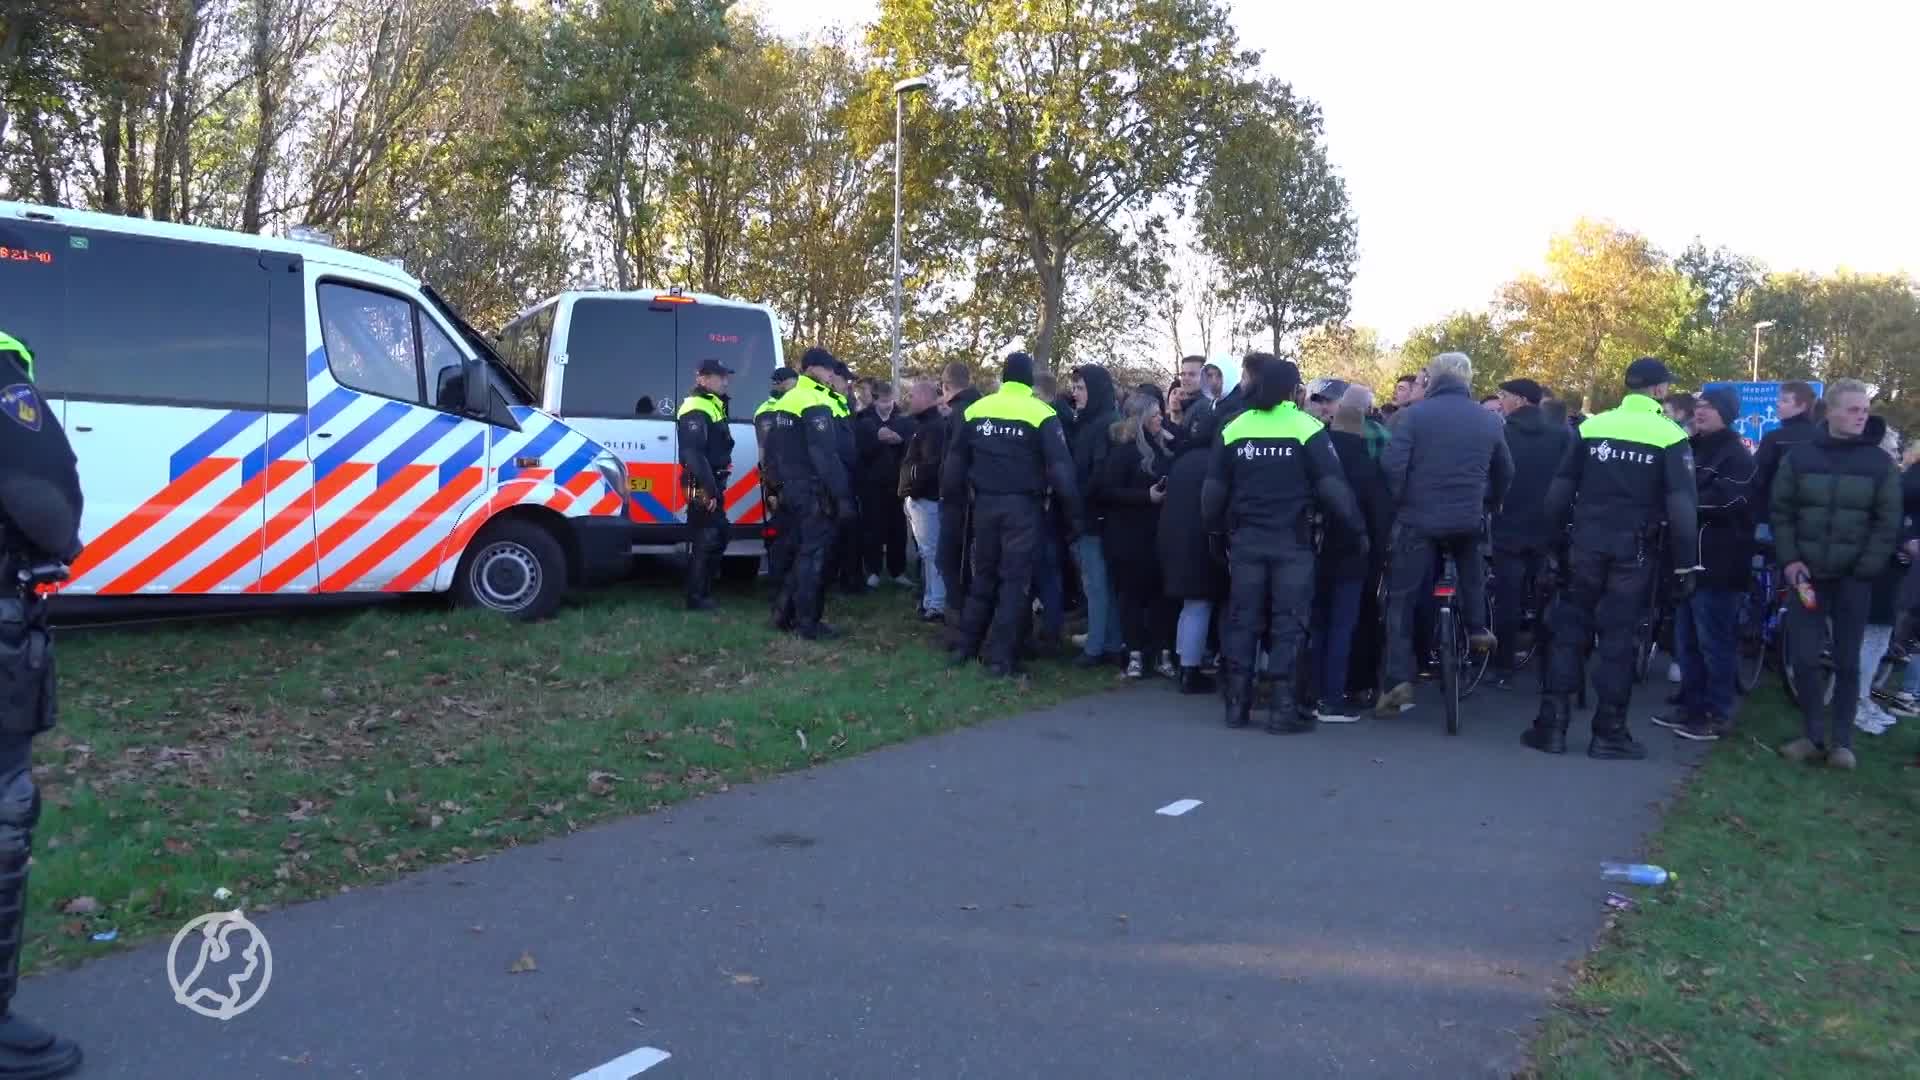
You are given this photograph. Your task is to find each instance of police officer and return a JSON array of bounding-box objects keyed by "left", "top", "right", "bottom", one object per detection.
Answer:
[
  {"left": 766, "top": 348, "right": 855, "bottom": 639},
  {"left": 677, "top": 358, "right": 736, "bottom": 612},
  {"left": 822, "top": 361, "right": 864, "bottom": 595},
  {"left": 1526, "top": 357, "right": 1700, "bottom": 759},
  {"left": 942, "top": 352, "right": 1083, "bottom": 677},
  {"left": 755, "top": 368, "right": 798, "bottom": 597},
  {"left": 0, "top": 331, "right": 85, "bottom": 1078},
  {"left": 1201, "top": 355, "right": 1364, "bottom": 733}
]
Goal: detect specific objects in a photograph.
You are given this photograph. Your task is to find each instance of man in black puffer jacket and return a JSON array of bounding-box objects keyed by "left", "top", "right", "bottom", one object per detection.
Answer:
[
  {"left": 1488, "top": 378, "right": 1571, "bottom": 687},
  {"left": 1652, "top": 387, "right": 1755, "bottom": 742},
  {"left": 1067, "top": 364, "right": 1123, "bottom": 666},
  {"left": 1771, "top": 380, "right": 1903, "bottom": 768},
  {"left": 1376, "top": 352, "right": 1514, "bottom": 715}
]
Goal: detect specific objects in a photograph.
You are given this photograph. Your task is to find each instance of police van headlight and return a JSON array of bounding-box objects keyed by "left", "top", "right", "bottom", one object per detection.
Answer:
[{"left": 592, "top": 450, "right": 628, "bottom": 495}]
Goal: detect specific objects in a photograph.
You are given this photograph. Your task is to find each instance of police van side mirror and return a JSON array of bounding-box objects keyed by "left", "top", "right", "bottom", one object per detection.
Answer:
[{"left": 461, "top": 355, "right": 488, "bottom": 417}]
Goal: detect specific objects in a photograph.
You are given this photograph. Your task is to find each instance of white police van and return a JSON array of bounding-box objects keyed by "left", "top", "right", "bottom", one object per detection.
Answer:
[
  {"left": 0, "top": 200, "right": 633, "bottom": 620},
  {"left": 495, "top": 289, "right": 781, "bottom": 577}
]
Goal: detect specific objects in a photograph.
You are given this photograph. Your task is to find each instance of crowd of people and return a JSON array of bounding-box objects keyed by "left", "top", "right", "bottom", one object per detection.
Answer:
[{"left": 725, "top": 344, "right": 1920, "bottom": 767}]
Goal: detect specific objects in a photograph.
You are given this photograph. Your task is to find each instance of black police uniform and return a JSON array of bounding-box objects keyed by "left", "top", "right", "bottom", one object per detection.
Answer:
[
  {"left": 1201, "top": 375, "right": 1363, "bottom": 733},
  {"left": 0, "top": 335, "right": 85, "bottom": 1078},
  {"left": 765, "top": 365, "right": 855, "bottom": 638},
  {"left": 677, "top": 369, "right": 736, "bottom": 610},
  {"left": 1528, "top": 370, "right": 1699, "bottom": 759},
  {"left": 941, "top": 357, "right": 1082, "bottom": 674},
  {"left": 825, "top": 383, "right": 864, "bottom": 594},
  {"left": 754, "top": 375, "right": 795, "bottom": 596}
]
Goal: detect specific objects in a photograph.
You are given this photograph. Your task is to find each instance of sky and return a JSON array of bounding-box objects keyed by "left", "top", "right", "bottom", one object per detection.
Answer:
[{"left": 761, "top": 0, "right": 1919, "bottom": 342}]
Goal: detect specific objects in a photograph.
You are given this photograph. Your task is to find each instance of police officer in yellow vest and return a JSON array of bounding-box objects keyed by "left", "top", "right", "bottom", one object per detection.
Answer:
[
  {"left": 0, "top": 330, "right": 86, "bottom": 1078},
  {"left": 942, "top": 352, "right": 1083, "bottom": 676},
  {"left": 1201, "top": 355, "right": 1365, "bottom": 733},
  {"left": 754, "top": 367, "right": 798, "bottom": 597},
  {"left": 1527, "top": 357, "right": 1700, "bottom": 759},
  {"left": 766, "top": 348, "right": 856, "bottom": 639},
  {"left": 677, "top": 358, "right": 736, "bottom": 611}
]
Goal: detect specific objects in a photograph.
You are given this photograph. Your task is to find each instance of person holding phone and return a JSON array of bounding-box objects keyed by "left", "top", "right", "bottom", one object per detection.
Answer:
[{"left": 1095, "top": 391, "right": 1175, "bottom": 679}]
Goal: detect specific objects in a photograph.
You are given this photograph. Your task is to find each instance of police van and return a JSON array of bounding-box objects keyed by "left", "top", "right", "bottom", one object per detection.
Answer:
[
  {"left": 494, "top": 289, "right": 780, "bottom": 577},
  {"left": 0, "top": 200, "right": 633, "bottom": 620}
]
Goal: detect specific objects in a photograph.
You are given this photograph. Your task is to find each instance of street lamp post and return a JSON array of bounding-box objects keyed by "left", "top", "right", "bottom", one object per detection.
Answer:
[
  {"left": 891, "top": 75, "right": 932, "bottom": 390},
  {"left": 1751, "top": 319, "right": 1777, "bottom": 381}
]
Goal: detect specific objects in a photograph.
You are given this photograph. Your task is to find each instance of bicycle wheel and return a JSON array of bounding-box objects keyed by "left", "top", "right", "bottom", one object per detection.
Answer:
[
  {"left": 1733, "top": 587, "right": 1767, "bottom": 693},
  {"left": 1632, "top": 613, "right": 1655, "bottom": 684},
  {"left": 1439, "top": 605, "right": 1461, "bottom": 735},
  {"left": 1779, "top": 614, "right": 1838, "bottom": 707}
]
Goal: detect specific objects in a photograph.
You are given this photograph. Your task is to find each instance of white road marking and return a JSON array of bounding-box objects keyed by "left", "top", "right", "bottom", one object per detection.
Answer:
[
  {"left": 570, "top": 1046, "right": 671, "bottom": 1080},
  {"left": 1156, "top": 799, "right": 1202, "bottom": 817}
]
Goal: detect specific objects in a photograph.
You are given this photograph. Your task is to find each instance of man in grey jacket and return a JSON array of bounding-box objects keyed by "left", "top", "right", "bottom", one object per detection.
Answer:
[{"left": 1376, "top": 352, "right": 1515, "bottom": 715}]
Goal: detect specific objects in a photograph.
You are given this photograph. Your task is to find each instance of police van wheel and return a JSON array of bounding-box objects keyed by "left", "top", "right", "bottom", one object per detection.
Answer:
[{"left": 455, "top": 519, "right": 567, "bottom": 621}]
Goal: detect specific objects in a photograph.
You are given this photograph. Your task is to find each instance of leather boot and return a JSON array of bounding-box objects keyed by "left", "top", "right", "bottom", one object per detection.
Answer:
[
  {"left": 1177, "top": 666, "right": 1216, "bottom": 695},
  {"left": 1223, "top": 674, "right": 1252, "bottom": 729},
  {"left": 0, "top": 771, "right": 82, "bottom": 1080},
  {"left": 1266, "top": 681, "right": 1315, "bottom": 735},
  {"left": 1588, "top": 707, "right": 1648, "bottom": 760},
  {"left": 1521, "top": 696, "right": 1569, "bottom": 754}
]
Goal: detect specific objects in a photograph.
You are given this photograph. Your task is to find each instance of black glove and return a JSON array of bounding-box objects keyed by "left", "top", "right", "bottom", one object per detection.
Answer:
[{"left": 1673, "top": 568, "right": 1698, "bottom": 601}]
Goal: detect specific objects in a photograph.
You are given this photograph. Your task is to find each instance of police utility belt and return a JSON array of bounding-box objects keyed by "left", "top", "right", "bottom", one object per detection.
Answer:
[{"left": 0, "top": 547, "right": 65, "bottom": 738}]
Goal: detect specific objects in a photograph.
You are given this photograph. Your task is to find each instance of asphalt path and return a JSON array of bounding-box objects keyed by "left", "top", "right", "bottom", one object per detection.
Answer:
[{"left": 23, "top": 673, "right": 1706, "bottom": 1079}]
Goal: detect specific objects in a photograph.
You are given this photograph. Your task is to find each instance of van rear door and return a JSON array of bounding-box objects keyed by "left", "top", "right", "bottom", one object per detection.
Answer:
[
  {"left": 0, "top": 216, "right": 67, "bottom": 432},
  {"left": 554, "top": 297, "right": 682, "bottom": 528},
  {"left": 672, "top": 303, "right": 778, "bottom": 530}
]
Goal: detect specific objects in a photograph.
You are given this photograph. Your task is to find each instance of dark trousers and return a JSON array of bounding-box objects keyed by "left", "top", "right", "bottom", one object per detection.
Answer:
[
  {"left": 938, "top": 496, "right": 973, "bottom": 629},
  {"left": 1491, "top": 547, "right": 1547, "bottom": 672},
  {"left": 1032, "top": 526, "right": 1066, "bottom": 638},
  {"left": 1384, "top": 529, "right": 1487, "bottom": 687},
  {"left": 1110, "top": 547, "right": 1167, "bottom": 656},
  {"left": 956, "top": 493, "right": 1041, "bottom": 666},
  {"left": 684, "top": 489, "right": 729, "bottom": 603},
  {"left": 770, "top": 492, "right": 836, "bottom": 631},
  {"left": 831, "top": 507, "right": 864, "bottom": 590},
  {"left": 1314, "top": 575, "right": 1364, "bottom": 704},
  {"left": 1222, "top": 543, "right": 1315, "bottom": 694},
  {"left": 1787, "top": 577, "right": 1871, "bottom": 750},
  {"left": 1545, "top": 540, "right": 1654, "bottom": 714},
  {"left": 860, "top": 491, "right": 907, "bottom": 580},
  {"left": 1676, "top": 586, "right": 1738, "bottom": 719},
  {"left": 1348, "top": 566, "right": 1384, "bottom": 695}
]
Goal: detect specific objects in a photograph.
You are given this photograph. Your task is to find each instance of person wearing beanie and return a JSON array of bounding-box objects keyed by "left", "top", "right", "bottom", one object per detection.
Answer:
[
  {"left": 1651, "top": 384, "right": 1755, "bottom": 742},
  {"left": 1487, "top": 376, "right": 1572, "bottom": 687},
  {"left": 1524, "top": 356, "right": 1699, "bottom": 760},
  {"left": 1201, "top": 353, "right": 1364, "bottom": 734},
  {"left": 765, "top": 347, "right": 857, "bottom": 640},
  {"left": 942, "top": 351, "right": 1085, "bottom": 676}
]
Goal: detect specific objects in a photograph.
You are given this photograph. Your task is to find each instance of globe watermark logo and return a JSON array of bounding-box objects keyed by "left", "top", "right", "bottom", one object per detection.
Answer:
[{"left": 168, "top": 910, "right": 273, "bottom": 1020}]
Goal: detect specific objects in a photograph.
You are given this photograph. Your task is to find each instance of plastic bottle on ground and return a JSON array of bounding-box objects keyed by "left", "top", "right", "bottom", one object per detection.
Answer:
[{"left": 1601, "top": 862, "right": 1673, "bottom": 886}]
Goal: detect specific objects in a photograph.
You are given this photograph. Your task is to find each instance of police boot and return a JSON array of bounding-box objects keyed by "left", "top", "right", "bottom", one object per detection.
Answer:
[
  {"left": 1177, "top": 666, "right": 1216, "bottom": 695},
  {"left": 1588, "top": 707, "right": 1648, "bottom": 761},
  {"left": 1266, "top": 681, "right": 1315, "bottom": 736},
  {"left": 0, "top": 771, "right": 81, "bottom": 1080},
  {"left": 1223, "top": 673, "right": 1253, "bottom": 729},
  {"left": 1521, "top": 696, "right": 1570, "bottom": 755}
]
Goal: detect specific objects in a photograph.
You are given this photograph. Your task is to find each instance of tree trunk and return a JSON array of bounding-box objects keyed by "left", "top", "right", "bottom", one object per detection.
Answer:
[
  {"left": 23, "top": 107, "right": 58, "bottom": 205},
  {"left": 124, "top": 108, "right": 145, "bottom": 216},
  {"left": 153, "top": 0, "right": 206, "bottom": 223},
  {"left": 101, "top": 95, "right": 123, "bottom": 212},
  {"left": 242, "top": 0, "right": 277, "bottom": 233},
  {"left": 0, "top": 13, "right": 25, "bottom": 148},
  {"left": 1033, "top": 262, "right": 1064, "bottom": 372}
]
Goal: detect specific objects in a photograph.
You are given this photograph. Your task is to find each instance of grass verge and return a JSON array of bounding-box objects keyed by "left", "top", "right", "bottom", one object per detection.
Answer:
[
  {"left": 28, "top": 578, "right": 1113, "bottom": 973},
  {"left": 1527, "top": 683, "right": 1920, "bottom": 1078}
]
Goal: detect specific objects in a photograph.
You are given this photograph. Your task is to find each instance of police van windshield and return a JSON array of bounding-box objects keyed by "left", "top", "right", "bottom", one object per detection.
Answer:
[
  {"left": 423, "top": 283, "right": 534, "bottom": 406},
  {"left": 679, "top": 304, "right": 776, "bottom": 393}
]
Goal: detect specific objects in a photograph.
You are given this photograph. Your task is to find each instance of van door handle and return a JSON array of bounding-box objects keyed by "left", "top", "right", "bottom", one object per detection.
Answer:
[
  {"left": 74, "top": 426, "right": 93, "bottom": 433},
  {"left": 316, "top": 431, "right": 335, "bottom": 439}
]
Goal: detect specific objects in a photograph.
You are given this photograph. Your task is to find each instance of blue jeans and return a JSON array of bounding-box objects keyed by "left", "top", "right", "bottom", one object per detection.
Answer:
[
  {"left": 1176, "top": 600, "right": 1214, "bottom": 667},
  {"left": 1677, "top": 587, "right": 1738, "bottom": 718},
  {"left": 1072, "top": 535, "right": 1123, "bottom": 657},
  {"left": 1315, "top": 577, "right": 1363, "bottom": 703},
  {"left": 1905, "top": 649, "right": 1920, "bottom": 697},
  {"left": 1033, "top": 526, "right": 1065, "bottom": 637},
  {"left": 905, "top": 498, "right": 945, "bottom": 613}
]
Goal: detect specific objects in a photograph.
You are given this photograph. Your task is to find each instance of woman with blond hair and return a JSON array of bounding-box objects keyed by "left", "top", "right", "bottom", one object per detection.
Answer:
[{"left": 1094, "top": 391, "right": 1175, "bottom": 679}]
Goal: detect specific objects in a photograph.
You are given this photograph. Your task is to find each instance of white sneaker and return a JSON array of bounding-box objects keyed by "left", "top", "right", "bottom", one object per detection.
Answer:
[
  {"left": 1855, "top": 702, "right": 1897, "bottom": 735},
  {"left": 894, "top": 575, "right": 914, "bottom": 588},
  {"left": 1667, "top": 661, "right": 1683, "bottom": 683},
  {"left": 1156, "top": 650, "right": 1178, "bottom": 679},
  {"left": 1887, "top": 691, "right": 1920, "bottom": 717},
  {"left": 1124, "top": 651, "right": 1145, "bottom": 679},
  {"left": 1071, "top": 632, "right": 1089, "bottom": 648},
  {"left": 866, "top": 574, "right": 881, "bottom": 588}
]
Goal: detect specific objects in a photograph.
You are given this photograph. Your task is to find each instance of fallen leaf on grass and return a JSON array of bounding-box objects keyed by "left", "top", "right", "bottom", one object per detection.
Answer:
[
  {"left": 61, "top": 896, "right": 101, "bottom": 915},
  {"left": 795, "top": 730, "right": 808, "bottom": 751},
  {"left": 162, "top": 837, "right": 193, "bottom": 856},
  {"left": 587, "top": 771, "right": 620, "bottom": 796},
  {"left": 508, "top": 951, "right": 537, "bottom": 974}
]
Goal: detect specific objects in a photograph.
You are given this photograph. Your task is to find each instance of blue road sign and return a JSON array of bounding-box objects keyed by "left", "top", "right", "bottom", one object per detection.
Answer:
[{"left": 1701, "top": 380, "right": 1823, "bottom": 452}]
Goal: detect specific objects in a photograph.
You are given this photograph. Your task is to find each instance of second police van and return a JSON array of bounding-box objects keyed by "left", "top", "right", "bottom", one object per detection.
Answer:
[
  {"left": 495, "top": 289, "right": 782, "bottom": 579},
  {"left": 0, "top": 200, "right": 634, "bottom": 621}
]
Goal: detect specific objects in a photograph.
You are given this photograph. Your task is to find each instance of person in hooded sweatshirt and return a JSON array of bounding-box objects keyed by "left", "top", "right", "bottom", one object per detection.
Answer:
[
  {"left": 1487, "top": 378, "right": 1572, "bottom": 689},
  {"left": 1650, "top": 386, "right": 1755, "bottom": 743},
  {"left": 1066, "top": 364, "right": 1124, "bottom": 667},
  {"left": 1158, "top": 405, "right": 1227, "bottom": 694},
  {"left": 1770, "top": 380, "right": 1904, "bottom": 769},
  {"left": 1752, "top": 380, "right": 1820, "bottom": 530}
]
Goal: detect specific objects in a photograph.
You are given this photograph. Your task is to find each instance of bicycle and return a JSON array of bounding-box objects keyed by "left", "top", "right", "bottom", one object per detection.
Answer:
[
  {"left": 1733, "top": 552, "right": 1780, "bottom": 694},
  {"left": 1431, "top": 534, "right": 1493, "bottom": 736}
]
